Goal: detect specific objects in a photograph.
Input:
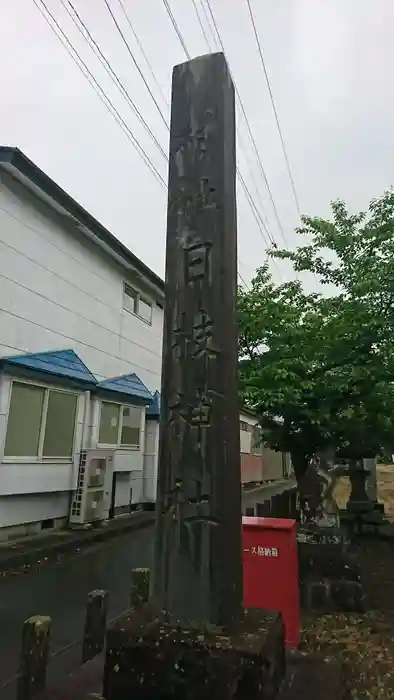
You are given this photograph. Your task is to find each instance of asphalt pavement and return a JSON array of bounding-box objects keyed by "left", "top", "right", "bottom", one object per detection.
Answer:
[{"left": 0, "top": 525, "right": 154, "bottom": 698}]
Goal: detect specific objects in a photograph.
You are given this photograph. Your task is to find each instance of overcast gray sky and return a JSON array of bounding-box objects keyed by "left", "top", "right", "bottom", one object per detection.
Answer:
[{"left": 2, "top": 0, "right": 393, "bottom": 291}]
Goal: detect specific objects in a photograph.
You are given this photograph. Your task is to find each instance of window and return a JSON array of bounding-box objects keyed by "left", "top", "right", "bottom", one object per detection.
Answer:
[
  {"left": 240, "top": 421, "right": 248, "bottom": 432},
  {"left": 4, "top": 382, "right": 78, "bottom": 459},
  {"left": 123, "top": 283, "right": 152, "bottom": 324},
  {"left": 99, "top": 401, "right": 142, "bottom": 448},
  {"left": 251, "top": 425, "right": 262, "bottom": 455}
]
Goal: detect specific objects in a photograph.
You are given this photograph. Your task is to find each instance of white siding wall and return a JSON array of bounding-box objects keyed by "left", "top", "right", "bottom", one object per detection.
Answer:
[
  {"left": 0, "top": 173, "right": 164, "bottom": 533},
  {"left": 0, "top": 174, "right": 163, "bottom": 391},
  {"left": 240, "top": 429, "right": 252, "bottom": 454},
  {"left": 0, "top": 493, "right": 70, "bottom": 529},
  {"left": 143, "top": 420, "right": 159, "bottom": 502},
  {"left": 240, "top": 411, "right": 256, "bottom": 454}
]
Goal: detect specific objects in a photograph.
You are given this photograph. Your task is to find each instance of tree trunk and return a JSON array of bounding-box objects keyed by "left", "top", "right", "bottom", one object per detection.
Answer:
[{"left": 290, "top": 449, "right": 310, "bottom": 482}]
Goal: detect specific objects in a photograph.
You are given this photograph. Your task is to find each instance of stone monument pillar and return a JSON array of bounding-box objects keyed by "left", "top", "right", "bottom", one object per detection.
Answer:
[
  {"left": 103, "top": 53, "right": 286, "bottom": 700},
  {"left": 152, "top": 51, "right": 242, "bottom": 626}
]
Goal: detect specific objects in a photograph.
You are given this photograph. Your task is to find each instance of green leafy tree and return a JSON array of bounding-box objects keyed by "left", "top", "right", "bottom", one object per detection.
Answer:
[{"left": 239, "top": 191, "right": 394, "bottom": 480}]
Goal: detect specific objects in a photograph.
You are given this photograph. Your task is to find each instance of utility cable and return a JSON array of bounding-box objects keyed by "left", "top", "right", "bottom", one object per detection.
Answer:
[
  {"left": 188, "top": 0, "right": 276, "bottom": 246},
  {"left": 64, "top": 1, "right": 168, "bottom": 162},
  {"left": 199, "top": 0, "right": 219, "bottom": 51},
  {"left": 163, "top": 0, "right": 277, "bottom": 274},
  {"left": 103, "top": 0, "right": 169, "bottom": 131},
  {"left": 162, "top": 0, "right": 191, "bottom": 60},
  {"left": 116, "top": 0, "right": 170, "bottom": 109},
  {"left": 205, "top": 0, "right": 289, "bottom": 247},
  {"left": 190, "top": 0, "right": 214, "bottom": 52},
  {"left": 33, "top": 0, "right": 166, "bottom": 188},
  {"left": 246, "top": 0, "right": 302, "bottom": 218}
]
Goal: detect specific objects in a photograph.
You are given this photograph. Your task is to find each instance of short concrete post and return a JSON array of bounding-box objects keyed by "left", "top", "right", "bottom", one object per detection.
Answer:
[
  {"left": 82, "top": 589, "right": 108, "bottom": 664},
  {"left": 130, "top": 567, "right": 151, "bottom": 608},
  {"left": 17, "top": 615, "right": 51, "bottom": 700}
]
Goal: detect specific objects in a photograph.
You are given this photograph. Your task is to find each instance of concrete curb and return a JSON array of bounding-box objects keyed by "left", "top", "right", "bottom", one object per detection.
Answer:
[{"left": 0, "top": 512, "right": 156, "bottom": 574}]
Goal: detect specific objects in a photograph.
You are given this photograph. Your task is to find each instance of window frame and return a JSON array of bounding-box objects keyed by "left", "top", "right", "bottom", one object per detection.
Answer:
[
  {"left": 3, "top": 379, "right": 79, "bottom": 463},
  {"left": 123, "top": 283, "right": 153, "bottom": 325},
  {"left": 98, "top": 400, "right": 143, "bottom": 450}
]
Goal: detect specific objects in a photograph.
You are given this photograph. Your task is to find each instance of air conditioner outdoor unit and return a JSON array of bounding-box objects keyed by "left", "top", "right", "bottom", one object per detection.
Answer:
[{"left": 69, "top": 448, "right": 115, "bottom": 527}]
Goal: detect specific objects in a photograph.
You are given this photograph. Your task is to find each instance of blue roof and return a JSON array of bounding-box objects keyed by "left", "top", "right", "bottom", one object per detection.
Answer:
[
  {"left": 147, "top": 390, "right": 161, "bottom": 418},
  {"left": 98, "top": 373, "right": 153, "bottom": 405},
  {"left": 0, "top": 349, "right": 97, "bottom": 386}
]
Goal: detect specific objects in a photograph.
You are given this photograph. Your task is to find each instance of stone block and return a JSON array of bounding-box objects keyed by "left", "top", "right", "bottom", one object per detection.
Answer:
[
  {"left": 103, "top": 604, "right": 286, "bottom": 700},
  {"left": 82, "top": 590, "right": 108, "bottom": 664},
  {"left": 303, "top": 580, "right": 330, "bottom": 612},
  {"left": 297, "top": 525, "right": 348, "bottom": 546},
  {"left": 17, "top": 615, "right": 51, "bottom": 700},
  {"left": 298, "top": 542, "right": 360, "bottom": 582},
  {"left": 331, "top": 579, "right": 364, "bottom": 613},
  {"left": 278, "top": 654, "right": 346, "bottom": 700},
  {"left": 302, "top": 577, "right": 364, "bottom": 613}
]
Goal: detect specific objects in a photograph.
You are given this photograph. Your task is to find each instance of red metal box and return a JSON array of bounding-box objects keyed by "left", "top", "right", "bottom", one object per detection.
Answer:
[{"left": 242, "top": 516, "right": 300, "bottom": 648}]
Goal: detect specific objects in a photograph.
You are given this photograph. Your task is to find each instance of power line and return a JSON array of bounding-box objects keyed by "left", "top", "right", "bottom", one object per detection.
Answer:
[
  {"left": 245, "top": 0, "right": 302, "bottom": 219},
  {"left": 187, "top": 0, "right": 276, "bottom": 245},
  {"left": 237, "top": 171, "right": 283, "bottom": 281},
  {"left": 238, "top": 269, "right": 249, "bottom": 288},
  {"left": 199, "top": 0, "right": 220, "bottom": 50},
  {"left": 162, "top": 0, "right": 277, "bottom": 271},
  {"left": 237, "top": 170, "right": 272, "bottom": 249},
  {"left": 64, "top": 1, "right": 168, "bottom": 162},
  {"left": 204, "top": 0, "right": 289, "bottom": 248},
  {"left": 162, "top": 0, "right": 191, "bottom": 59},
  {"left": 236, "top": 119, "right": 272, "bottom": 238},
  {"left": 116, "top": 0, "right": 170, "bottom": 110},
  {"left": 32, "top": 0, "right": 166, "bottom": 188},
  {"left": 103, "top": 0, "right": 169, "bottom": 131},
  {"left": 190, "top": 0, "right": 213, "bottom": 52}
]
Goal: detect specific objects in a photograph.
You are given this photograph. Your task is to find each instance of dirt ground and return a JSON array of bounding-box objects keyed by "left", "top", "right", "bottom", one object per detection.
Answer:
[
  {"left": 333, "top": 463, "right": 394, "bottom": 519},
  {"left": 304, "top": 465, "right": 394, "bottom": 699}
]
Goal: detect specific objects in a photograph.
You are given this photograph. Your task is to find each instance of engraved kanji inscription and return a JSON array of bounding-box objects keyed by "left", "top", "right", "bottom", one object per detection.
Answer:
[
  {"left": 168, "top": 393, "right": 188, "bottom": 426},
  {"left": 172, "top": 313, "right": 187, "bottom": 361},
  {"left": 184, "top": 240, "right": 212, "bottom": 283},
  {"left": 189, "top": 388, "right": 213, "bottom": 427},
  {"left": 192, "top": 309, "right": 218, "bottom": 360},
  {"left": 172, "top": 177, "right": 217, "bottom": 222}
]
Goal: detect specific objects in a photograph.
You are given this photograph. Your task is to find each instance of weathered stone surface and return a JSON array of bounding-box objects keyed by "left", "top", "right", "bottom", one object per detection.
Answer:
[
  {"left": 302, "top": 578, "right": 364, "bottom": 613},
  {"left": 153, "top": 51, "right": 242, "bottom": 627},
  {"left": 130, "top": 567, "right": 151, "bottom": 608},
  {"left": 297, "top": 525, "right": 348, "bottom": 546},
  {"left": 82, "top": 589, "right": 108, "bottom": 664},
  {"left": 17, "top": 615, "right": 51, "bottom": 700},
  {"left": 298, "top": 524, "right": 364, "bottom": 612},
  {"left": 347, "top": 460, "right": 373, "bottom": 513},
  {"left": 278, "top": 654, "right": 346, "bottom": 700},
  {"left": 103, "top": 604, "right": 286, "bottom": 700},
  {"left": 298, "top": 543, "right": 360, "bottom": 582}
]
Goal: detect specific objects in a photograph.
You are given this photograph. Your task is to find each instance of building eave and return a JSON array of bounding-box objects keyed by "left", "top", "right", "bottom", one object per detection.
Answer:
[{"left": 0, "top": 146, "right": 165, "bottom": 299}]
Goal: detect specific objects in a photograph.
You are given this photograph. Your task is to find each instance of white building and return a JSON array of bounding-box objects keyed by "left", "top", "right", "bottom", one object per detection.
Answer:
[
  {"left": 239, "top": 407, "right": 291, "bottom": 484},
  {"left": 0, "top": 147, "right": 288, "bottom": 541}
]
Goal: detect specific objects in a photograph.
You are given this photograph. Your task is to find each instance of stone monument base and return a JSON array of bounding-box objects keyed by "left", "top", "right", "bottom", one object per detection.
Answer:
[
  {"left": 297, "top": 526, "right": 364, "bottom": 613},
  {"left": 103, "top": 604, "right": 286, "bottom": 700},
  {"left": 277, "top": 652, "right": 347, "bottom": 700}
]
